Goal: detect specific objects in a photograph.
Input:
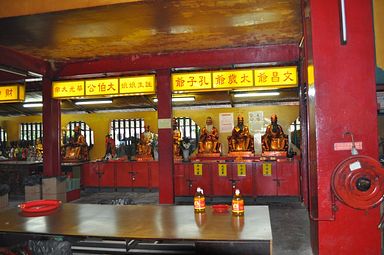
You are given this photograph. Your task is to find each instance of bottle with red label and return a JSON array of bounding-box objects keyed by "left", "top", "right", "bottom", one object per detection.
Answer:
[
  {"left": 194, "top": 187, "right": 206, "bottom": 213},
  {"left": 232, "top": 189, "right": 244, "bottom": 216}
]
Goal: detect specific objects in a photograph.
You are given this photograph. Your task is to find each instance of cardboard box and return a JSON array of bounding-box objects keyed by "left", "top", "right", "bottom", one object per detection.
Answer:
[
  {"left": 25, "top": 185, "right": 41, "bottom": 201},
  {"left": 0, "top": 194, "right": 8, "bottom": 209},
  {"left": 42, "top": 177, "right": 67, "bottom": 203}
]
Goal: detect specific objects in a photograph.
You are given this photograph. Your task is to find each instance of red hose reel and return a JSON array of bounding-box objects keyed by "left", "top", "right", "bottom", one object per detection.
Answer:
[{"left": 331, "top": 155, "right": 384, "bottom": 210}]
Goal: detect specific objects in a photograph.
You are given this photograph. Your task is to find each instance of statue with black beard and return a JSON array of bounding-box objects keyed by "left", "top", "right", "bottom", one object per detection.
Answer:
[
  {"left": 228, "top": 116, "right": 254, "bottom": 152},
  {"left": 262, "top": 114, "right": 288, "bottom": 152}
]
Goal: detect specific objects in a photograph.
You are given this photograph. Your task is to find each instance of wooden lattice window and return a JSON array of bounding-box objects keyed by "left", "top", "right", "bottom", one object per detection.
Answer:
[
  {"left": 175, "top": 117, "right": 199, "bottom": 141},
  {"left": 65, "top": 121, "right": 94, "bottom": 147},
  {"left": 20, "top": 122, "right": 43, "bottom": 142},
  {"left": 110, "top": 118, "right": 145, "bottom": 146}
]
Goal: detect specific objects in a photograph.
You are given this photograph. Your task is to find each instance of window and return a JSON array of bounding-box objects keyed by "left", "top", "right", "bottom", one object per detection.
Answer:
[
  {"left": 175, "top": 117, "right": 199, "bottom": 141},
  {"left": 65, "top": 121, "right": 94, "bottom": 147},
  {"left": 289, "top": 117, "right": 301, "bottom": 148},
  {"left": 20, "top": 122, "right": 43, "bottom": 142},
  {"left": 0, "top": 127, "right": 7, "bottom": 143},
  {"left": 0, "top": 127, "right": 7, "bottom": 150},
  {"left": 110, "top": 118, "right": 145, "bottom": 146}
]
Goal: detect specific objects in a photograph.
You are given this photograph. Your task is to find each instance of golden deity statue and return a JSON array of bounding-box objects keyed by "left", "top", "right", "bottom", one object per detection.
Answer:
[
  {"left": 137, "top": 125, "right": 154, "bottom": 157},
  {"left": 227, "top": 116, "right": 254, "bottom": 152},
  {"left": 172, "top": 118, "right": 182, "bottom": 157},
  {"left": 35, "top": 138, "right": 43, "bottom": 160},
  {"left": 198, "top": 117, "right": 221, "bottom": 154},
  {"left": 64, "top": 126, "right": 89, "bottom": 161},
  {"left": 261, "top": 114, "right": 288, "bottom": 152}
]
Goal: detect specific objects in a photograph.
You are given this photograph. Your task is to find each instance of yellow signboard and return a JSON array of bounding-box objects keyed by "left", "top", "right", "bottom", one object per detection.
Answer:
[
  {"left": 194, "top": 164, "right": 203, "bottom": 176},
  {"left": 212, "top": 69, "right": 254, "bottom": 89},
  {"left": 0, "top": 84, "right": 25, "bottom": 102},
  {"left": 237, "top": 164, "right": 247, "bottom": 177},
  {"left": 218, "top": 164, "right": 227, "bottom": 176},
  {"left": 307, "top": 64, "right": 314, "bottom": 85},
  {"left": 85, "top": 78, "right": 119, "bottom": 96},
  {"left": 262, "top": 163, "right": 272, "bottom": 176},
  {"left": 52, "top": 81, "right": 85, "bottom": 98},
  {"left": 254, "top": 66, "right": 297, "bottom": 87},
  {"left": 172, "top": 72, "right": 212, "bottom": 91},
  {"left": 120, "top": 75, "right": 156, "bottom": 94}
]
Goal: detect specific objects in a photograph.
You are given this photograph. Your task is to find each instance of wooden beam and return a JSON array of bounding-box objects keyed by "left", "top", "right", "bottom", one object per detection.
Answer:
[
  {"left": 0, "top": 46, "right": 47, "bottom": 76},
  {"left": 56, "top": 44, "right": 299, "bottom": 78}
]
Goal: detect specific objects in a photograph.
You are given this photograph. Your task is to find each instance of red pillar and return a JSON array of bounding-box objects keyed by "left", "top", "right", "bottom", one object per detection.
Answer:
[
  {"left": 156, "top": 69, "right": 174, "bottom": 204},
  {"left": 306, "top": 0, "right": 380, "bottom": 254},
  {"left": 42, "top": 76, "right": 61, "bottom": 177}
]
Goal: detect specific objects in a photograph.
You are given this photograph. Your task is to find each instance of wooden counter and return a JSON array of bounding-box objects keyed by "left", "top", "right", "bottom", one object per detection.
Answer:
[{"left": 0, "top": 204, "right": 272, "bottom": 254}]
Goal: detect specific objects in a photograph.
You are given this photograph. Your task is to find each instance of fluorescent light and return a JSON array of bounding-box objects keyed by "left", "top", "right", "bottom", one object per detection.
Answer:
[
  {"left": 75, "top": 99, "right": 113, "bottom": 105},
  {"left": 25, "top": 77, "right": 43, "bottom": 82},
  {"left": 172, "top": 97, "right": 195, "bottom": 102},
  {"left": 153, "top": 97, "right": 195, "bottom": 103},
  {"left": 23, "top": 103, "right": 43, "bottom": 108},
  {"left": 233, "top": 92, "right": 280, "bottom": 98}
]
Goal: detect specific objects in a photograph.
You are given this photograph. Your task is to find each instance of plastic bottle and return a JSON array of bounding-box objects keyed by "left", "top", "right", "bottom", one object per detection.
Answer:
[
  {"left": 194, "top": 187, "right": 206, "bottom": 213},
  {"left": 232, "top": 189, "right": 244, "bottom": 216}
]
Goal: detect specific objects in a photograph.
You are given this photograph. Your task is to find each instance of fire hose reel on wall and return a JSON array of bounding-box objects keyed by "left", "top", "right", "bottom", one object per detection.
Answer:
[{"left": 331, "top": 155, "right": 384, "bottom": 210}]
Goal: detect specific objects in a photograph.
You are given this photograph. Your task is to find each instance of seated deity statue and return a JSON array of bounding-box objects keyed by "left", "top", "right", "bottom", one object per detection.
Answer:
[
  {"left": 35, "top": 138, "right": 43, "bottom": 160},
  {"left": 198, "top": 117, "right": 221, "bottom": 154},
  {"left": 172, "top": 118, "right": 182, "bottom": 157},
  {"left": 227, "top": 116, "right": 254, "bottom": 152},
  {"left": 137, "top": 125, "right": 154, "bottom": 157},
  {"left": 64, "top": 126, "right": 89, "bottom": 161},
  {"left": 261, "top": 114, "right": 288, "bottom": 152}
]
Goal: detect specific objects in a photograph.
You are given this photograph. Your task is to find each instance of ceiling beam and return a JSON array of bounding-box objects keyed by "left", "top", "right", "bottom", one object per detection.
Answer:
[
  {"left": 56, "top": 44, "right": 299, "bottom": 78},
  {"left": 0, "top": 46, "right": 48, "bottom": 77}
]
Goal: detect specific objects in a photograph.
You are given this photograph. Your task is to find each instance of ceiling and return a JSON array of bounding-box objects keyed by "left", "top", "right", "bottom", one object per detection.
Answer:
[{"left": 0, "top": 0, "right": 303, "bottom": 116}]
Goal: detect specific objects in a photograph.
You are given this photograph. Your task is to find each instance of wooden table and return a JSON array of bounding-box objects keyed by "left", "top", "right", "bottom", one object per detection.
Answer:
[{"left": 0, "top": 204, "right": 272, "bottom": 254}]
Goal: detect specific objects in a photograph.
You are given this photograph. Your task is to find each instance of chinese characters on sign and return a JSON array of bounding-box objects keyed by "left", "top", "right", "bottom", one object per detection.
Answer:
[
  {"left": 254, "top": 66, "right": 297, "bottom": 87},
  {"left": 212, "top": 70, "right": 254, "bottom": 89},
  {"left": 120, "top": 75, "right": 155, "bottom": 94},
  {"left": 52, "top": 75, "right": 156, "bottom": 99},
  {"left": 262, "top": 163, "right": 272, "bottom": 176},
  {"left": 52, "top": 81, "right": 85, "bottom": 98},
  {"left": 237, "top": 164, "right": 247, "bottom": 177},
  {"left": 85, "top": 78, "right": 119, "bottom": 96},
  {"left": 0, "top": 84, "right": 25, "bottom": 102},
  {"left": 172, "top": 66, "right": 297, "bottom": 92},
  {"left": 172, "top": 72, "right": 212, "bottom": 91},
  {"left": 194, "top": 164, "right": 203, "bottom": 176},
  {"left": 218, "top": 164, "right": 227, "bottom": 176}
]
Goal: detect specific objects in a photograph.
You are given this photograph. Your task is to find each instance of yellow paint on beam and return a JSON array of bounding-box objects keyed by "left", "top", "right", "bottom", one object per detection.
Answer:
[
  {"left": 0, "top": 0, "right": 144, "bottom": 18},
  {"left": 374, "top": 0, "right": 384, "bottom": 70}
]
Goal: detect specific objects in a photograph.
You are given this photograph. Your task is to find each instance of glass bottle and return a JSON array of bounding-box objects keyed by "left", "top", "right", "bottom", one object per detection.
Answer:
[
  {"left": 232, "top": 189, "right": 244, "bottom": 216},
  {"left": 194, "top": 187, "right": 206, "bottom": 213}
]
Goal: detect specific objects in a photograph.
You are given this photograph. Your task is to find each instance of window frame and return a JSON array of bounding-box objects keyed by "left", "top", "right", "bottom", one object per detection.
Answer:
[
  {"left": 20, "top": 122, "right": 43, "bottom": 142},
  {"left": 65, "top": 121, "right": 94, "bottom": 147},
  {"left": 110, "top": 118, "right": 145, "bottom": 146}
]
